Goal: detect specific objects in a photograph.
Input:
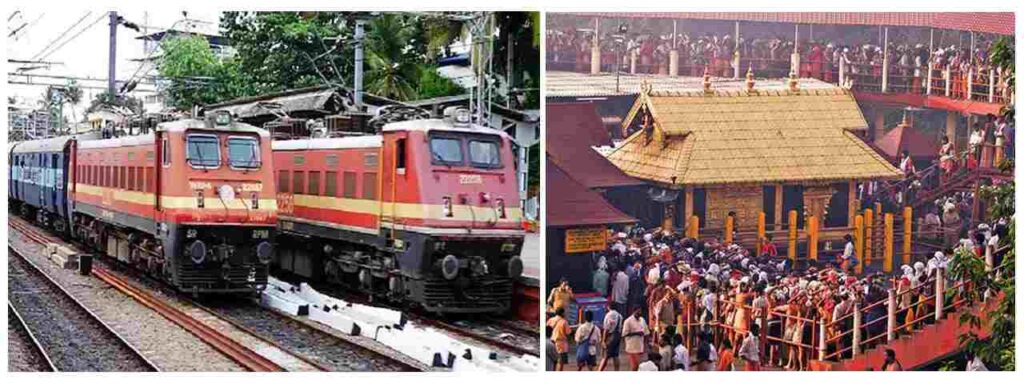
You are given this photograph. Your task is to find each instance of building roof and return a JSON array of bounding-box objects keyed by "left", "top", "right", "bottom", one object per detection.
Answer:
[
  {"left": 546, "top": 102, "right": 642, "bottom": 189},
  {"left": 604, "top": 82, "right": 902, "bottom": 186},
  {"left": 874, "top": 118, "right": 940, "bottom": 161},
  {"left": 546, "top": 157, "right": 637, "bottom": 228},
  {"left": 571, "top": 12, "right": 1014, "bottom": 36},
  {"left": 546, "top": 71, "right": 838, "bottom": 98}
]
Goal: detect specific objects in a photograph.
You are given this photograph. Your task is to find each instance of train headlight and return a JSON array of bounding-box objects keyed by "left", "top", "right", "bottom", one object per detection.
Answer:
[
  {"left": 479, "top": 192, "right": 491, "bottom": 203},
  {"left": 255, "top": 241, "right": 273, "bottom": 265},
  {"left": 219, "top": 184, "right": 236, "bottom": 201},
  {"left": 442, "top": 196, "right": 453, "bottom": 217},
  {"left": 506, "top": 256, "right": 524, "bottom": 279},
  {"left": 188, "top": 240, "right": 208, "bottom": 264},
  {"left": 251, "top": 192, "right": 259, "bottom": 209},
  {"left": 495, "top": 198, "right": 506, "bottom": 219},
  {"left": 440, "top": 254, "right": 459, "bottom": 280},
  {"left": 195, "top": 190, "right": 205, "bottom": 208}
]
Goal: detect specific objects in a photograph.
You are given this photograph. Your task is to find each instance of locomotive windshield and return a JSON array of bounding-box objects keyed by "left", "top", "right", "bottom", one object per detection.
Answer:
[
  {"left": 227, "top": 136, "right": 261, "bottom": 169},
  {"left": 468, "top": 139, "right": 501, "bottom": 168},
  {"left": 186, "top": 134, "right": 221, "bottom": 168},
  {"left": 429, "top": 137, "right": 463, "bottom": 165}
]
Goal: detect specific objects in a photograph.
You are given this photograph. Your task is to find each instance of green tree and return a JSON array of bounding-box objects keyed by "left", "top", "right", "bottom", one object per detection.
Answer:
[
  {"left": 493, "top": 12, "right": 540, "bottom": 109},
  {"left": 157, "top": 35, "right": 245, "bottom": 110},
  {"left": 86, "top": 91, "right": 142, "bottom": 115},
  {"left": 220, "top": 12, "right": 351, "bottom": 95},
  {"left": 364, "top": 13, "right": 421, "bottom": 100},
  {"left": 947, "top": 170, "right": 1014, "bottom": 370},
  {"left": 416, "top": 65, "right": 464, "bottom": 99}
]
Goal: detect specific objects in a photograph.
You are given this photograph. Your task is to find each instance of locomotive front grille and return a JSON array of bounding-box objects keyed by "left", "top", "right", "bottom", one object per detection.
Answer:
[
  {"left": 175, "top": 262, "right": 268, "bottom": 292},
  {"left": 419, "top": 276, "right": 513, "bottom": 313}
]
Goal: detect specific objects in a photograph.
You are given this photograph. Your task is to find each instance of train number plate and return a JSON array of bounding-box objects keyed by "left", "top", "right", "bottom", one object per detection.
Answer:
[{"left": 459, "top": 174, "right": 483, "bottom": 184}]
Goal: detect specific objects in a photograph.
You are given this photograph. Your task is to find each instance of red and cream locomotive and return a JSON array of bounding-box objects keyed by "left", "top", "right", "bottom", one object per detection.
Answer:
[
  {"left": 70, "top": 113, "right": 278, "bottom": 293},
  {"left": 272, "top": 109, "right": 525, "bottom": 313}
]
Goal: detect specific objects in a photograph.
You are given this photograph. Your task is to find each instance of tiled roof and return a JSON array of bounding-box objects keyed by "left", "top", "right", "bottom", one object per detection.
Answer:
[
  {"left": 570, "top": 12, "right": 1014, "bottom": 36},
  {"left": 605, "top": 85, "right": 902, "bottom": 186},
  {"left": 546, "top": 71, "right": 838, "bottom": 98},
  {"left": 546, "top": 157, "right": 637, "bottom": 228},
  {"left": 546, "top": 103, "right": 642, "bottom": 189}
]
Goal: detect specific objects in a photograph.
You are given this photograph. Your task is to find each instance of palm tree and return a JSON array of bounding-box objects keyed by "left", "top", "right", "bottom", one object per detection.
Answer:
[{"left": 365, "top": 13, "right": 420, "bottom": 101}]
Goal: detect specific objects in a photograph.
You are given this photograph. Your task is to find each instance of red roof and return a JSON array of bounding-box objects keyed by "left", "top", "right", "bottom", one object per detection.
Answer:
[
  {"left": 546, "top": 103, "right": 641, "bottom": 189},
  {"left": 874, "top": 121, "right": 940, "bottom": 161},
  {"left": 574, "top": 12, "right": 1014, "bottom": 36},
  {"left": 546, "top": 157, "right": 637, "bottom": 228}
]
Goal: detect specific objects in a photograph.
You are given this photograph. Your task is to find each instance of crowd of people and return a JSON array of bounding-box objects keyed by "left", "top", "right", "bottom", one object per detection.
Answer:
[
  {"left": 546, "top": 25, "right": 1011, "bottom": 102},
  {"left": 545, "top": 212, "right": 1009, "bottom": 371}
]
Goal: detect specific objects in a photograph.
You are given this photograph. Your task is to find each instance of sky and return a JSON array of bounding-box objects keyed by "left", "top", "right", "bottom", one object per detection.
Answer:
[{"left": 7, "top": 8, "right": 222, "bottom": 118}]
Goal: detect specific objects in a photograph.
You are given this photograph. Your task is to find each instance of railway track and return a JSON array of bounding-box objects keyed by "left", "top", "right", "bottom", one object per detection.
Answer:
[
  {"left": 10, "top": 218, "right": 285, "bottom": 372},
  {"left": 8, "top": 303, "right": 56, "bottom": 372},
  {"left": 197, "top": 298, "right": 422, "bottom": 371},
  {"left": 8, "top": 246, "right": 158, "bottom": 372},
  {"left": 10, "top": 217, "right": 417, "bottom": 372}
]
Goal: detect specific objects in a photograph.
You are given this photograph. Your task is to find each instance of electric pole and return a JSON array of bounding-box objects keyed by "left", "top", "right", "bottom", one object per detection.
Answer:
[
  {"left": 353, "top": 18, "right": 365, "bottom": 109},
  {"left": 108, "top": 11, "right": 117, "bottom": 95}
]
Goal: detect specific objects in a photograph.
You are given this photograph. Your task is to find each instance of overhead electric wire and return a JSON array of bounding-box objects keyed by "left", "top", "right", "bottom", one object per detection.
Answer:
[
  {"left": 9, "top": 12, "right": 45, "bottom": 39},
  {"left": 28, "top": 12, "right": 92, "bottom": 61},
  {"left": 34, "top": 13, "right": 108, "bottom": 63}
]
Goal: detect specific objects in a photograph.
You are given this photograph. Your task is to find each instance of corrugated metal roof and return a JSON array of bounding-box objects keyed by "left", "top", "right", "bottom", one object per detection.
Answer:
[
  {"left": 571, "top": 12, "right": 1014, "bottom": 36},
  {"left": 546, "top": 157, "right": 637, "bottom": 228},
  {"left": 546, "top": 103, "right": 643, "bottom": 189},
  {"left": 605, "top": 85, "right": 902, "bottom": 186},
  {"left": 546, "top": 71, "right": 838, "bottom": 98}
]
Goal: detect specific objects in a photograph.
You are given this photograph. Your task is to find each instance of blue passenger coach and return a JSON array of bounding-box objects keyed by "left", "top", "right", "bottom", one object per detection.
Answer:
[{"left": 9, "top": 136, "right": 75, "bottom": 233}]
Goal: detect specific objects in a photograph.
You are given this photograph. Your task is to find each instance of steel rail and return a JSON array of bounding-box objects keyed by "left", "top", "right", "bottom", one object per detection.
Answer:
[
  {"left": 7, "top": 245, "right": 160, "bottom": 372},
  {"left": 10, "top": 218, "right": 281, "bottom": 372},
  {"left": 8, "top": 303, "right": 58, "bottom": 372}
]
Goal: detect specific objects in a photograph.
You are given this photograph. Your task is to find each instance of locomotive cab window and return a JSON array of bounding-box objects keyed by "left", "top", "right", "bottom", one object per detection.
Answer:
[
  {"left": 185, "top": 134, "right": 220, "bottom": 169},
  {"left": 227, "top": 136, "right": 261, "bottom": 169},
  {"left": 468, "top": 138, "right": 502, "bottom": 168},
  {"left": 429, "top": 136, "right": 463, "bottom": 166}
]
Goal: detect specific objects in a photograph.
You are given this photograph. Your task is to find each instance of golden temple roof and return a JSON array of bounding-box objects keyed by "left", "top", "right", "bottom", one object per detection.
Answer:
[{"left": 605, "top": 84, "right": 902, "bottom": 186}]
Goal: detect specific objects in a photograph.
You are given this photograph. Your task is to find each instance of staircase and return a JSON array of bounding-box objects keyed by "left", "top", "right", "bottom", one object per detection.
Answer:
[{"left": 810, "top": 293, "right": 1002, "bottom": 371}]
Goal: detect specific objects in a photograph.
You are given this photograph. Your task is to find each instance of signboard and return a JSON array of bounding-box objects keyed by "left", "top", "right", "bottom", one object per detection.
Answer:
[{"left": 565, "top": 227, "right": 608, "bottom": 253}]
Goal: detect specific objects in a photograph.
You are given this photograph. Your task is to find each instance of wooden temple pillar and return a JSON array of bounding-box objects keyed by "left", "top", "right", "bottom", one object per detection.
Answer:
[
  {"left": 774, "top": 183, "right": 783, "bottom": 231},
  {"left": 848, "top": 180, "right": 857, "bottom": 226},
  {"left": 683, "top": 187, "right": 694, "bottom": 236}
]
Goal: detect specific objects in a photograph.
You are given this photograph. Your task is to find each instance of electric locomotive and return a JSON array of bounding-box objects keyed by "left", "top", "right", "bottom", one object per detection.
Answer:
[
  {"left": 272, "top": 108, "right": 525, "bottom": 313},
  {"left": 9, "top": 113, "right": 278, "bottom": 293}
]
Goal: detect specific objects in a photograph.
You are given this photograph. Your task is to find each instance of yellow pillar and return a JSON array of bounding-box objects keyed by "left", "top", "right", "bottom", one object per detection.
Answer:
[
  {"left": 757, "top": 212, "right": 766, "bottom": 252},
  {"left": 688, "top": 215, "right": 700, "bottom": 239},
  {"left": 788, "top": 210, "right": 798, "bottom": 261},
  {"left": 725, "top": 215, "right": 734, "bottom": 244},
  {"left": 854, "top": 214, "right": 864, "bottom": 274},
  {"left": 884, "top": 213, "right": 895, "bottom": 273},
  {"left": 808, "top": 216, "right": 819, "bottom": 261},
  {"left": 902, "top": 206, "right": 913, "bottom": 265},
  {"left": 864, "top": 208, "right": 874, "bottom": 266},
  {"left": 663, "top": 204, "right": 675, "bottom": 233}
]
